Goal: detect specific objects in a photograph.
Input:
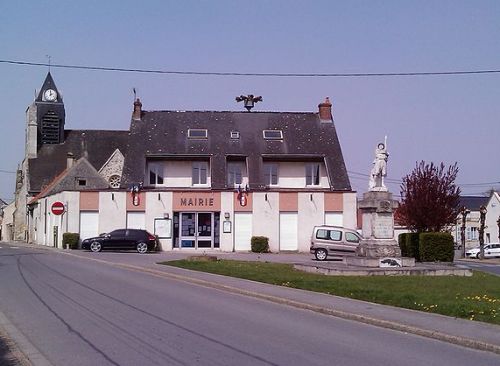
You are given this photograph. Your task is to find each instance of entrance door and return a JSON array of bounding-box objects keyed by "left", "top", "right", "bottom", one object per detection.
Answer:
[{"left": 179, "top": 212, "right": 214, "bottom": 249}]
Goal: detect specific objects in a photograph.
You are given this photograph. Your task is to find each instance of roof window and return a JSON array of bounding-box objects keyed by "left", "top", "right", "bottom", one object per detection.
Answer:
[
  {"left": 230, "top": 131, "right": 240, "bottom": 139},
  {"left": 188, "top": 129, "right": 208, "bottom": 139},
  {"left": 263, "top": 130, "right": 283, "bottom": 140}
]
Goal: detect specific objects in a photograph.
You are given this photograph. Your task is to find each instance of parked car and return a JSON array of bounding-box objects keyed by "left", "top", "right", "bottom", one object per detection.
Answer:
[
  {"left": 310, "top": 225, "right": 362, "bottom": 261},
  {"left": 81, "top": 229, "right": 158, "bottom": 254},
  {"left": 465, "top": 243, "right": 500, "bottom": 259}
]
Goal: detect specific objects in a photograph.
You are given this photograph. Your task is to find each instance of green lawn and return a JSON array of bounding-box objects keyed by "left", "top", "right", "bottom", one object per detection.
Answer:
[{"left": 161, "top": 259, "right": 500, "bottom": 325}]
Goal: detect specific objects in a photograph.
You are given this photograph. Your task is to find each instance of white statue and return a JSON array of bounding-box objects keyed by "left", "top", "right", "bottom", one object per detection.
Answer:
[{"left": 369, "top": 136, "right": 389, "bottom": 191}]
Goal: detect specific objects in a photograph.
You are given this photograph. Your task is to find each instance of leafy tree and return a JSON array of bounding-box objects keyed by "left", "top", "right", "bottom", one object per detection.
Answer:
[{"left": 397, "top": 161, "right": 460, "bottom": 232}]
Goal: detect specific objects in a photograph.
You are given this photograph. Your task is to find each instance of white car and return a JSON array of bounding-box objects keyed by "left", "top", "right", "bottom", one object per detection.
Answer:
[{"left": 465, "top": 243, "right": 500, "bottom": 259}]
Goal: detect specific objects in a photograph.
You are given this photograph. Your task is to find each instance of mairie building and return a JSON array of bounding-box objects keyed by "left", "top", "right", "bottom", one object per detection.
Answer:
[{"left": 13, "top": 73, "right": 357, "bottom": 252}]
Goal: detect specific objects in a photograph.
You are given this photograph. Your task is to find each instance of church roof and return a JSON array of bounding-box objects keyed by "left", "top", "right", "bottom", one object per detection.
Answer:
[{"left": 28, "top": 129, "right": 129, "bottom": 193}]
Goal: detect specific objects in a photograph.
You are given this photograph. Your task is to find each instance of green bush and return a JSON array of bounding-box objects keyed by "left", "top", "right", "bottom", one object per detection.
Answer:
[
  {"left": 251, "top": 236, "right": 270, "bottom": 253},
  {"left": 406, "top": 233, "right": 421, "bottom": 261},
  {"left": 419, "top": 232, "right": 454, "bottom": 262},
  {"left": 63, "top": 232, "right": 80, "bottom": 249},
  {"left": 398, "top": 233, "right": 408, "bottom": 256}
]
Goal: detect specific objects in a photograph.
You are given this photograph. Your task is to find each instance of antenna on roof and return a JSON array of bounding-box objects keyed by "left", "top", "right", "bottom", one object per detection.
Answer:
[
  {"left": 46, "top": 55, "right": 51, "bottom": 72},
  {"left": 133, "top": 87, "right": 137, "bottom": 100}
]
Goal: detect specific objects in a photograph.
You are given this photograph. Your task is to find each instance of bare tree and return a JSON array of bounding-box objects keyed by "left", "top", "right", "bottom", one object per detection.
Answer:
[{"left": 398, "top": 161, "right": 461, "bottom": 232}]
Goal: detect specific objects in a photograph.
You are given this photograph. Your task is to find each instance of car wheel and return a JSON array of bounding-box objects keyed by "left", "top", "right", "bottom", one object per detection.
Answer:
[
  {"left": 136, "top": 242, "right": 148, "bottom": 254},
  {"left": 315, "top": 248, "right": 328, "bottom": 261},
  {"left": 476, "top": 252, "right": 481, "bottom": 259},
  {"left": 90, "top": 241, "right": 102, "bottom": 253}
]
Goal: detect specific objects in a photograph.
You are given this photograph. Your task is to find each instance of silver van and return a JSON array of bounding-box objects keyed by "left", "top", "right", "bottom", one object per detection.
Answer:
[{"left": 310, "top": 225, "right": 362, "bottom": 261}]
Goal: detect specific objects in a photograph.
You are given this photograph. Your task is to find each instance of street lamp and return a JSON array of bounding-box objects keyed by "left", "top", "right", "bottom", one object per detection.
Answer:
[
  {"left": 478, "top": 205, "right": 487, "bottom": 260},
  {"left": 460, "top": 206, "right": 470, "bottom": 258}
]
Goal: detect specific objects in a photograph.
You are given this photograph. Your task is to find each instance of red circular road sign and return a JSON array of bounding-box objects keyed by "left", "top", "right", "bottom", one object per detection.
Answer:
[{"left": 51, "top": 201, "right": 65, "bottom": 215}]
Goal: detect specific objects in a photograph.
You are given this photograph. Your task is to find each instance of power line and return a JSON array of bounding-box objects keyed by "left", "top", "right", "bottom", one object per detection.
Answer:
[
  {"left": 0, "top": 169, "right": 16, "bottom": 174},
  {"left": 1, "top": 59, "right": 500, "bottom": 78}
]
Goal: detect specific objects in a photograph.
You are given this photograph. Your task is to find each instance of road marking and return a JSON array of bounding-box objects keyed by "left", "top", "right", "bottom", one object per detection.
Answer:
[{"left": 11, "top": 247, "right": 19, "bottom": 249}]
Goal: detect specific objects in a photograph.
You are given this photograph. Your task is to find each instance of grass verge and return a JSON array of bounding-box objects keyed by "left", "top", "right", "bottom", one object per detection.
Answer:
[{"left": 161, "top": 259, "right": 500, "bottom": 325}]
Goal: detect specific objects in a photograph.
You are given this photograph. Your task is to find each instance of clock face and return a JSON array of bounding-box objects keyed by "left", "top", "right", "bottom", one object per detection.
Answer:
[{"left": 44, "top": 89, "right": 57, "bottom": 102}]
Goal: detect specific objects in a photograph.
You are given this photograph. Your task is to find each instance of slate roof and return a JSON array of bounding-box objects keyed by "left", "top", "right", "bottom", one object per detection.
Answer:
[
  {"left": 122, "top": 110, "right": 351, "bottom": 191},
  {"left": 28, "top": 129, "right": 128, "bottom": 193},
  {"left": 458, "top": 196, "right": 489, "bottom": 211}
]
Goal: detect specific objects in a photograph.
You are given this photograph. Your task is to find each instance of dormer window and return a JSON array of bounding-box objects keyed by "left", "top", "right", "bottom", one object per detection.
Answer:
[
  {"left": 188, "top": 129, "right": 208, "bottom": 139},
  {"left": 148, "top": 162, "right": 165, "bottom": 186},
  {"left": 77, "top": 179, "right": 87, "bottom": 187},
  {"left": 263, "top": 130, "right": 283, "bottom": 140}
]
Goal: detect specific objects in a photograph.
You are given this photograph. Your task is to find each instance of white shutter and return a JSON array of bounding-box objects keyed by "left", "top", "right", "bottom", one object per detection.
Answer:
[
  {"left": 79, "top": 212, "right": 99, "bottom": 240},
  {"left": 325, "top": 212, "right": 343, "bottom": 227},
  {"left": 234, "top": 213, "right": 252, "bottom": 251},
  {"left": 280, "top": 212, "right": 298, "bottom": 251},
  {"left": 127, "top": 212, "right": 146, "bottom": 229}
]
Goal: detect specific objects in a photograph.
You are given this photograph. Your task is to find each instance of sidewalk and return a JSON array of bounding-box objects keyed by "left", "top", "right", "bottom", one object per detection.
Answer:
[{"left": 3, "top": 242, "right": 500, "bottom": 355}]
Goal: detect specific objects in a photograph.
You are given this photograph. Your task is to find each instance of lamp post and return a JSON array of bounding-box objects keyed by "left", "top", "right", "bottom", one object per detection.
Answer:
[
  {"left": 478, "top": 205, "right": 487, "bottom": 260},
  {"left": 460, "top": 206, "right": 470, "bottom": 258}
]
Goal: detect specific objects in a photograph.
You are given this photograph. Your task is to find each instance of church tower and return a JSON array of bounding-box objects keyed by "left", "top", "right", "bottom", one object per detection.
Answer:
[{"left": 34, "top": 72, "right": 66, "bottom": 146}]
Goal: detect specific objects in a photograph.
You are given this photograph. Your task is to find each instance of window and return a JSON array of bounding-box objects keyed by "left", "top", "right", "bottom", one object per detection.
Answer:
[
  {"left": 316, "top": 229, "right": 342, "bottom": 241},
  {"left": 306, "top": 163, "right": 320, "bottom": 186},
  {"left": 148, "top": 163, "right": 165, "bottom": 185},
  {"left": 77, "top": 179, "right": 87, "bottom": 186},
  {"left": 467, "top": 227, "right": 478, "bottom": 240},
  {"left": 263, "top": 130, "right": 283, "bottom": 140},
  {"left": 188, "top": 129, "right": 208, "bottom": 139},
  {"left": 109, "top": 175, "right": 121, "bottom": 189},
  {"left": 346, "top": 232, "right": 360, "bottom": 243},
  {"left": 227, "top": 163, "right": 242, "bottom": 186},
  {"left": 264, "top": 163, "right": 278, "bottom": 186},
  {"left": 230, "top": 131, "right": 240, "bottom": 139},
  {"left": 329, "top": 230, "right": 342, "bottom": 241},
  {"left": 192, "top": 162, "right": 208, "bottom": 185}
]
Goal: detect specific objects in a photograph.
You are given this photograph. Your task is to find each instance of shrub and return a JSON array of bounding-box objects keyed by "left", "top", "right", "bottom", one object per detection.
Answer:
[
  {"left": 251, "top": 236, "right": 270, "bottom": 253},
  {"left": 406, "top": 233, "right": 421, "bottom": 261},
  {"left": 419, "top": 232, "right": 454, "bottom": 262},
  {"left": 63, "top": 232, "right": 80, "bottom": 249},
  {"left": 398, "top": 233, "right": 408, "bottom": 256}
]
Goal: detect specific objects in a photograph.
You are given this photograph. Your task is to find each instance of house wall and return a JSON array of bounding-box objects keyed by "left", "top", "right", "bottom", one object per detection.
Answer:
[
  {"left": 146, "top": 161, "right": 212, "bottom": 188},
  {"left": 485, "top": 193, "right": 500, "bottom": 243},
  {"left": 1, "top": 202, "right": 16, "bottom": 241},
  {"left": 277, "top": 162, "right": 329, "bottom": 188}
]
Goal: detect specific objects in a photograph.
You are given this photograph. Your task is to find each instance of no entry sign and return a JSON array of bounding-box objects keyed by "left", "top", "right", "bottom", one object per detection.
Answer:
[{"left": 51, "top": 201, "right": 65, "bottom": 215}]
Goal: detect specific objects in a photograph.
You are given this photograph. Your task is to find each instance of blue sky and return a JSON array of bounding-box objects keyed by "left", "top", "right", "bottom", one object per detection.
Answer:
[{"left": 1, "top": 0, "right": 499, "bottom": 202}]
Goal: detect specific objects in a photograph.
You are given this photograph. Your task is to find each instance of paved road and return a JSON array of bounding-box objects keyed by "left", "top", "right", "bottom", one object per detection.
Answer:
[
  {"left": 0, "top": 245, "right": 499, "bottom": 366},
  {"left": 456, "top": 259, "right": 500, "bottom": 276}
]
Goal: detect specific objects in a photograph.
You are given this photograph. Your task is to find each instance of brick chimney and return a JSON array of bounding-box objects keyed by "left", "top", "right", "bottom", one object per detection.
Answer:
[
  {"left": 66, "top": 152, "right": 75, "bottom": 169},
  {"left": 132, "top": 98, "right": 142, "bottom": 120},
  {"left": 318, "top": 97, "right": 333, "bottom": 122}
]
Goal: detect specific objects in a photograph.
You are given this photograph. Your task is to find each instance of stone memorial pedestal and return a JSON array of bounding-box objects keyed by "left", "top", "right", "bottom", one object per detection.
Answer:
[{"left": 345, "top": 191, "right": 415, "bottom": 268}]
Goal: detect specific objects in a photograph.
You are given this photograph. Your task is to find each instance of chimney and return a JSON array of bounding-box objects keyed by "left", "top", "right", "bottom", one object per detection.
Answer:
[
  {"left": 318, "top": 97, "right": 333, "bottom": 122},
  {"left": 132, "top": 98, "right": 142, "bottom": 120},
  {"left": 66, "top": 152, "right": 75, "bottom": 169}
]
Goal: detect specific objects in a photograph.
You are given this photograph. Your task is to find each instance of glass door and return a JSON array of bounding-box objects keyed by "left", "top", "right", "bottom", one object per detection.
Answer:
[
  {"left": 179, "top": 212, "right": 214, "bottom": 249},
  {"left": 180, "top": 213, "right": 196, "bottom": 248},
  {"left": 197, "top": 213, "right": 213, "bottom": 248}
]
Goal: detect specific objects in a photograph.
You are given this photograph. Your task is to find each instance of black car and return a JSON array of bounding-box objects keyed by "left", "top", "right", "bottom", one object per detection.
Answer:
[{"left": 81, "top": 229, "right": 158, "bottom": 254}]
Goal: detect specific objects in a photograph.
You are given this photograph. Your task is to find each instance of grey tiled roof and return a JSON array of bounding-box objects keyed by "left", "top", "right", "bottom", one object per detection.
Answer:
[
  {"left": 28, "top": 130, "right": 128, "bottom": 193},
  {"left": 458, "top": 196, "right": 489, "bottom": 211},
  {"left": 122, "top": 110, "right": 351, "bottom": 191}
]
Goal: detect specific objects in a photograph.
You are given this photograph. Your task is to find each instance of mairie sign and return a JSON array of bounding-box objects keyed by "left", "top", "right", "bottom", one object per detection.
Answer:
[
  {"left": 51, "top": 201, "right": 65, "bottom": 215},
  {"left": 173, "top": 192, "right": 221, "bottom": 211}
]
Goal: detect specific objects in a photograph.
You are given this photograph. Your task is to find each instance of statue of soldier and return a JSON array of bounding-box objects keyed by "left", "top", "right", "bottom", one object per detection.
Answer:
[{"left": 369, "top": 136, "right": 389, "bottom": 191}]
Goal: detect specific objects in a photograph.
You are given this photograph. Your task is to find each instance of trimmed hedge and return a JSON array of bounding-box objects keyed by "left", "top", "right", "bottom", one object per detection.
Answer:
[
  {"left": 251, "top": 236, "right": 270, "bottom": 253},
  {"left": 407, "top": 233, "right": 420, "bottom": 261},
  {"left": 63, "top": 232, "right": 80, "bottom": 249},
  {"left": 419, "top": 232, "right": 454, "bottom": 262},
  {"left": 398, "top": 233, "right": 408, "bottom": 256}
]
